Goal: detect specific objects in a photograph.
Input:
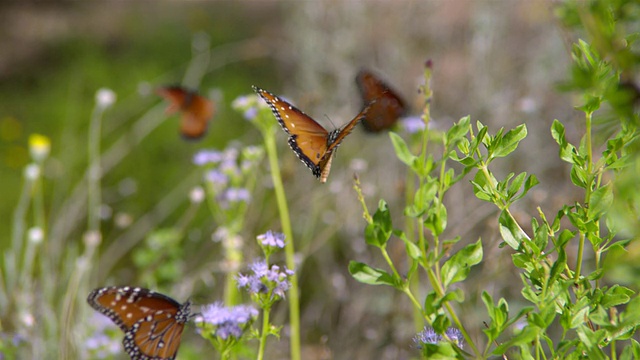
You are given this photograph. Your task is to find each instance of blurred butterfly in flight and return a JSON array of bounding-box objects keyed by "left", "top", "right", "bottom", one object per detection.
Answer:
[
  {"left": 253, "top": 85, "right": 373, "bottom": 183},
  {"left": 355, "top": 69, "right": 407, "bottom": 132},
  {"left": 87, "top": 286, "right": 191, "bottom": 360},
  {"left": 156, "top": 86, "right": 215, "bottom": 140}
]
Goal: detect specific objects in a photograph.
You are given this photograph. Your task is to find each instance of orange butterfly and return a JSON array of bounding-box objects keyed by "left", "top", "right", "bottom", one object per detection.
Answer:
[
  {"left": 156, "top": 86, "right": 214, "bottom": 140},
  {"left": 87, "top": 286, "right": 191, "bottom": 360},
  {"left": 355, "top": 69, "right": 407, "bottom": 132},
  {"left": 253, "top": 85, "right": 372, "bottom": 183}
]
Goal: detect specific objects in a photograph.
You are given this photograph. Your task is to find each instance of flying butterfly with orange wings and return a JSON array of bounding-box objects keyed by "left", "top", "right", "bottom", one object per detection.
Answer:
[
  {"left": 355, "top": 69, "right": 407, "bottom": 132},
  {"left": 156, "top": 86, "right": 215, "bottom": 140},
  {"left": 253, "top": 85, "right": 373, "bottom": 183}
]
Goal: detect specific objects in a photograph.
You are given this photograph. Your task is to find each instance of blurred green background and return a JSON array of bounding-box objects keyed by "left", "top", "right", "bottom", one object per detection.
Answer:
[{"left": 0, "top": 1, "right": 588, "bottom": 359}]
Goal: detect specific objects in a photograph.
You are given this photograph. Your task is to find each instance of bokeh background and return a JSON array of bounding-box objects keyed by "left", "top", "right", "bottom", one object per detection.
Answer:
[{"left": 0, "top": 1, "right": 588, "bottom": 359}]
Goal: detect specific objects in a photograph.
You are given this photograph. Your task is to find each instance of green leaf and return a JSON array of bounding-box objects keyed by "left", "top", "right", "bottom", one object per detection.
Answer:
[
  {"left": 441, "top": 239, "right": 483, "bottom": 288},
  {"left": 348, "top": 261, "right": 396, "bottom": 286},
  {"left": 397, "top": 230, "right": 422, "bottom": 261},
  {"left": 588, "top": 183, "right": 613, "bottom": 221},
  {"left": 365, "top": 200, "right": 392, "bottom": 247},
  {"left": 492, "top": 124, "right": 527, "bottom": 158},
  {"left": 424, "top": 202, "right": 447, "bottom": 237},
  {"left": 389, "top": 132, "right": 417, "bottom": 167},
  {"left": 551, "top": 120, "right": 577, "bottom": 164},
  {"left": 601, "top": 285, "right": 633, "bottom": 308},
  {"left": 499, "top": 210, "right": 528, "bottom": 250},
  {"left": 493, "top": 326, "right": 540, "bottom": 355}
]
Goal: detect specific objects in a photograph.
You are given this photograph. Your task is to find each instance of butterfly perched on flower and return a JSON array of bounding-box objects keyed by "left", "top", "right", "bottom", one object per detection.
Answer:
[
  {"left": 253, "top": 85, "right": 373, "bottom": 183},
  {"left": 355, "top": 69, "right": 407, "bottom": 132},
  {"left": 156, "top": 86, "right": 215, "bottom": 140},
  {"left": 87, "top": 286, "right": 191, "bottom": 360}
]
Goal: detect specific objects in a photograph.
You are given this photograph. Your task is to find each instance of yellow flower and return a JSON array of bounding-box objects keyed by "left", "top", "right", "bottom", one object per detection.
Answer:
[{"left": 28, "top": 134, "right": 51, "bottom": 162}]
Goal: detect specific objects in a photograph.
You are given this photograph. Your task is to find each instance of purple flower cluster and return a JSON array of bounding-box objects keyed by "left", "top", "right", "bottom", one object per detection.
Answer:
[
  {"left": 237, "top": 260, "right": 294, "bottom": 300},
  {"left": 257, "top": 231, "right": 285, "bottom": 249},
  {"left": 83, "top": 313, "right": 121, "bottom": 359},
  {"left": 193, "top": 150, "right": 224, "bottom": 166},
  {"left": 413, "top": 326, "right": 464, "bottom": 349},
  {"left": 196, "top": 302, "right": 258, "bottom": 340}
]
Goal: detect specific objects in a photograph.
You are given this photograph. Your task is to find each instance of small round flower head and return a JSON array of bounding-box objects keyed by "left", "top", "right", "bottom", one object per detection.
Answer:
[
  {"left": 95, "top": 88, "right": 116, "bottom": 109},
  {"left": 413, "top": 326, "right": 464, "bottom": 350},
  {"left": 196, "top": 302, "right": 258, "bottom": 340},
  {"left": 193, "top": 150, "right": 224, "bottom": 166},
  {"left": 24, "top": 163, "right": 40, "bottom": 180},
  {"left": 189, "top": 186, "right": 205, "bottom": 204},
  {"left": 28, "top": 134, "right": 51, "bottom": 162},
  {"left": 401, "top": 115, "right": 426, "bottom": 134},
  {"left": 206, "top": 170, "right": 228, "bottom": 188},
  {"left": 27, "top": 227, "right": 44, "bottom": 244},
  {"left": 413, "top": 326, "right": 440, "bottom": 348},
  {"left": 257, "top": 231, "right": 285, "bottom": 249},
  {"left": 444, "top": 327, "right": 464, "bottom": 348}
]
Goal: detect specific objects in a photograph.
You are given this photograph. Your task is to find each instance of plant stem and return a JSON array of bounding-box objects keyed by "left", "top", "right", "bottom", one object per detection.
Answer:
[
  {"left": 257, "top": 308, "right": 271, "bottom": 360},
  {"left": 263, "top": 131, "right": 300, "bottom": 360}
]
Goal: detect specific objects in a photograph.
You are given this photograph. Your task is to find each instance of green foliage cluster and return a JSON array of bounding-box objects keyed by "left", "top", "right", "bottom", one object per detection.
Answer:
[{"left": 349, "top": 0, "right": 640, "bottom": 358}]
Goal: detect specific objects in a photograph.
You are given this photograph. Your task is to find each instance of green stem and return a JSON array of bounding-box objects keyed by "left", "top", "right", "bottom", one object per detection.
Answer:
[
  {"left": 263, "top": 131, "right": 300, "bottom": 360},
  {"left": 575, "top": 110, "right": 593, "bottom": 282},
  {"left": 257, "top": 308, "right": 271, "bottom": 360}
]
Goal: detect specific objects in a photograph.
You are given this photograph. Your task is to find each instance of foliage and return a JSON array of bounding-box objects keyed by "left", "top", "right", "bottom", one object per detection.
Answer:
[{"left": 350, "top": 0, "right": 640, "bottom": 358}]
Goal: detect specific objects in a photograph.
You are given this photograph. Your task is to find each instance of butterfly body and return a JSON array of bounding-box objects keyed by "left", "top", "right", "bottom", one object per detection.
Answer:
[
  {"left": 253, "top": 85, "right": 371, "bottom": 183},
  {"left": 87, "top": 286, "right": 190, "bottom": 360},
  {"left": 156, "top": 86, "right": 214, "bottom": 140},
  {"left": 355, "top": 69, "right": 407, "bottom": 132}
]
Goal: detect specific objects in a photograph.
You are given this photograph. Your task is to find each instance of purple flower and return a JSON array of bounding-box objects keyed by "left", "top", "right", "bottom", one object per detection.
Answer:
[
  {"left": 243, "top": 107, "right": 258, "bottom": 121},
  {"left": 223, "top": 188, "right": 251, "bottom": 203},
  {"left": 401, "top": 116, "right": 426, "bottom": 134},
  {"left": 196, "top": 302, "right": 258, "bottom": 340},
  {"left": 257, "top": 231, "right": 285, "bottom": 248},
  {"left": 206, "top": 170, "right": 229, "bottom": 187},
  {"left": 413, "top": 326, "right": 464, "bottom": 350},
  {"left": 237, "top": 259, "right": 294, "bottom": 301},
  {"left": 194, "top": 150, "right": 224, "bottom": 165},
  {"left": 82, "top": 313, "right": 121, "bottom": 358}
]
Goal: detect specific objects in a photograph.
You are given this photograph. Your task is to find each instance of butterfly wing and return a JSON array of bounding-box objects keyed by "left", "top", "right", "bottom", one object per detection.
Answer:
[
  {"left": 253, "top": 86, "right": 330, "bottom": 177},
  {"left": 355, "top": 69, "right": 406, "bottom": 132},
  {"left": 87, "top": 287, "right": 190, "bottom": 360},
  {"left": 123, "top": 301, "right": 190, "bottom": 360},
  {"left": 317, "top": 103, "right": 373, "bottom": 182},
  {"left": 157, "top": 86, "right": 214, "bottom": 139}
]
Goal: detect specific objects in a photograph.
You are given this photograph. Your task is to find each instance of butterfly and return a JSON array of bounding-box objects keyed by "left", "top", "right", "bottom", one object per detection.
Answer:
[
  {"left": 355, "top": 69, "right": 407, "bottom": 132},
  {"left": 253, "top": 85, "right": 373, "bottom": 183},
  {"left": 87, "top": 286, "right": 191, "bottom": 360},
  {"left": 156, "top": 86, "right": 215, "bottom": 140}
]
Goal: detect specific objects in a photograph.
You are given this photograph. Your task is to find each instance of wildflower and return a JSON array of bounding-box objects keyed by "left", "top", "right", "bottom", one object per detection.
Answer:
[
  {"left": 83, "top": 313, "right": 121, "bottom": 359},
  {"left": 206, "top": 170, "right": 228, "bottom": 187},
  {"left": 28, "top": 134, "right": 51, "bottom": 162},
  {"left": 257, "top": 231, "right": 285, "bottom": 249},
  {"left": 401, "top": 115, "right": 426, "bottom": 134},
  {"left": 95, "top": 88, "right": 116, "bottom": 109},
  {"left": 196, "top": 302, "right": 258, "bottom": 340},
  {"left": 243, "top": 107, "right": 258, "bottom": 121},
  {"left": 189, "top": 186, "right": 205, "bottom": 204},
  {"left": 193, "top": 150, "right": 224, "bottom": 166},
  {"left": 221, "top": 187, "right": 250, "bottom": 204},
  {"left": 27, "top": 227, "right": 44, "bottom": 244},
  {"left": 237, "top": 259, "right": 294, "bottom": 306},
  {"left": 413, "top": 326, "right": 464, "bottom": 350},
  {"left": 413, "top": 327, "right": 439, "bottom": 347},
  {"left": 24, "top": 163, "right": 40, "bottom": 180}
]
